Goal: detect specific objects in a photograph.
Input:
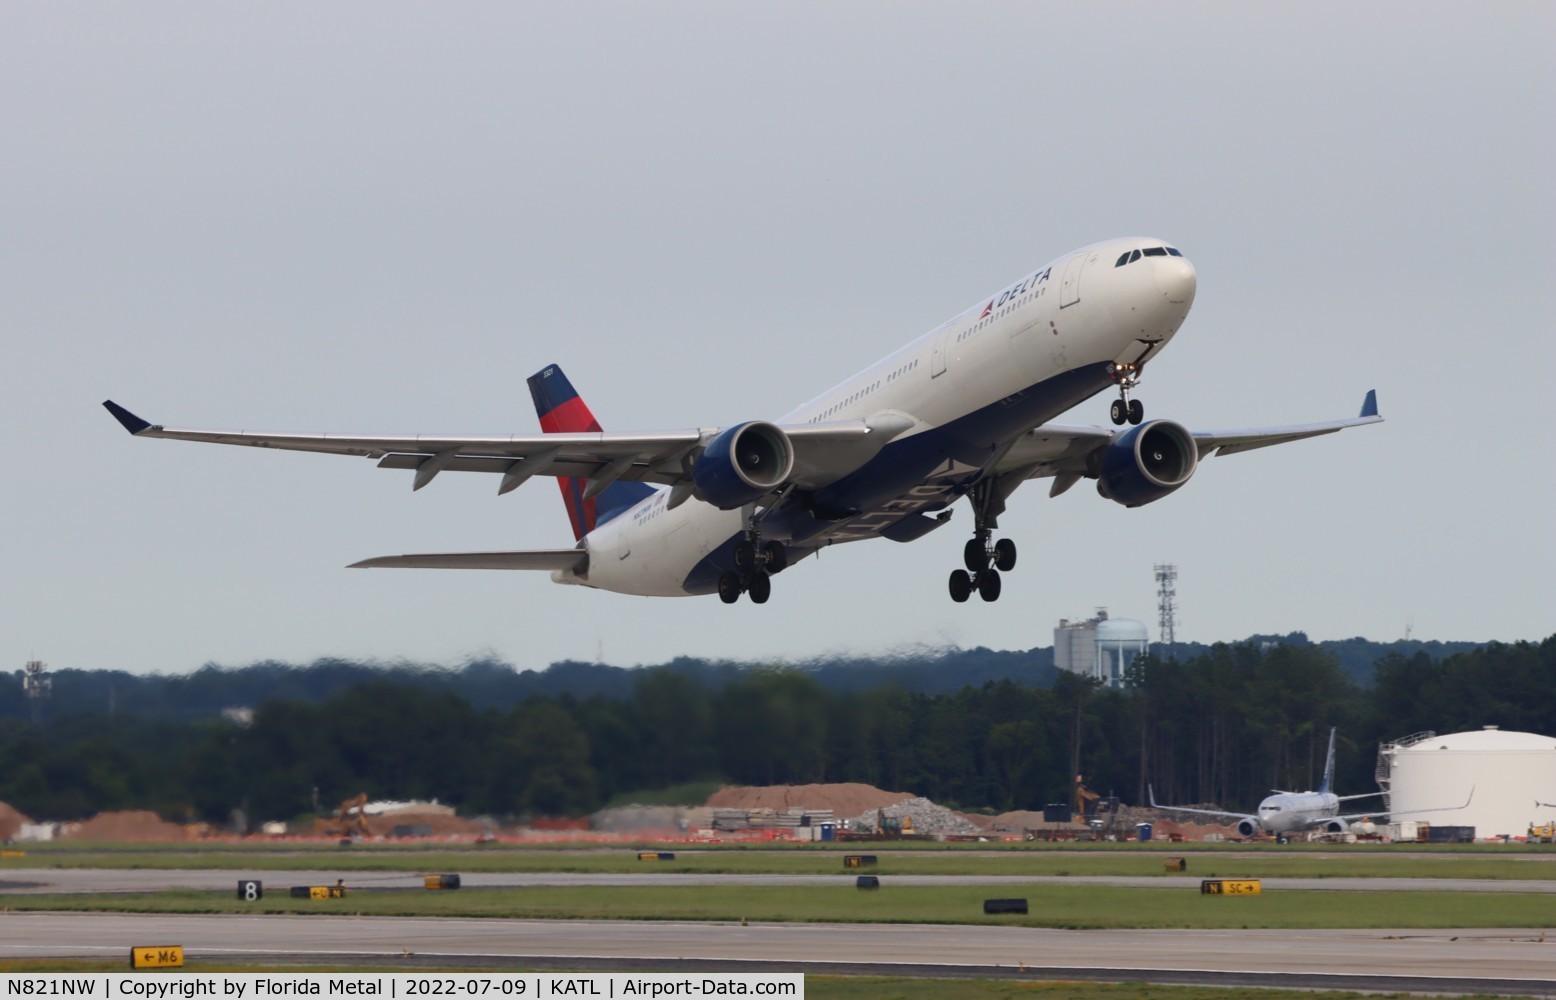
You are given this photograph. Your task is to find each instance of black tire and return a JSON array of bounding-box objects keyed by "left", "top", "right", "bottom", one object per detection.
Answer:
[
  {"left": 733, "top": 539, "right": 756, "bottom": 570},
  {"left": 746, "top": 572, "right": 771, "bottom": 604},
  {"left": 1110, "top": 398, "right": 1127, "bottom": 425},
  {"left": 717, "top": 572, "right": 742, "bottom": 604},
  {"left": 1128, "top": 399, "right": 1144, "bottom": 425},
  {"left": 763, "top": 541, "right": 788, "bottom": 574},
  {"left": 963, "top": 537, "right": 986, "bottom": 573},
  {"left": 993, "top": 538, "right": 1017, "bottom": 572},
  {"left": 978, "top": 568, "right": 1002, "bottom": 602},
  {"left": 948, "top": 569, "right": 972, "bottom": 603}
]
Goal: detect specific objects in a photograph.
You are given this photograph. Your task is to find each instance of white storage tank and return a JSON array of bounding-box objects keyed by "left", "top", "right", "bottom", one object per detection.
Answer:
[{"left": 1378, "top": 727, "right": 1556, "bottom": 840}]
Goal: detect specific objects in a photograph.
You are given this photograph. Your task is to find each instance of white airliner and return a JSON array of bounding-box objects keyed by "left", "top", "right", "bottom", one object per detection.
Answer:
[
  {"left": 1150, "top": 729, "right": 1471, "bottom": 842},
  {"left": 105, "top": 237, "right": 1382, "bottom": 605}
]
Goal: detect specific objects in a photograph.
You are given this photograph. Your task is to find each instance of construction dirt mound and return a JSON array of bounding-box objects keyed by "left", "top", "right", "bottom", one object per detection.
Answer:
[
  {"left": 370, "top": 809, "right": 492, "bottom": 837},
  {"left": 0, "top": 801, "right": 30, "bottom": 841},
  {"left": 68, "top": 810, "right": 188, "bottom": 841},
  {"left": 705, "top": 782, "right": 915, "bottom": 817}
]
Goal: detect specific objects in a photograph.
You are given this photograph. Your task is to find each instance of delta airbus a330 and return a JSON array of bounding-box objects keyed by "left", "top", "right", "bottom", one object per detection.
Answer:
[{"left": 105, "top": 237, "right": 1381, "bottom": 605}]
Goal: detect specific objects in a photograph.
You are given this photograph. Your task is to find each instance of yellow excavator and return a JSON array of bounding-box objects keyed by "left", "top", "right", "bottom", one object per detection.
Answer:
[{"left": 321, "top": 792, "right": 371, "bottom": 838}]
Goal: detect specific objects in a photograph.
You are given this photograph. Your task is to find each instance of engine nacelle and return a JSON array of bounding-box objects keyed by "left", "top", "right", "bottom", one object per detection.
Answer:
[
  {"left": 692, "top": 421, "right": 794, "bottom": 510},
  {"left": 1323, "top": 818, "right": 1349, "bottom": 835},
  {"left": 1096, "top": 419, "right": 1199, "bottom": 508},
  {"left": 1236, "top": 818, "right": 1260, "bottom": 838}
]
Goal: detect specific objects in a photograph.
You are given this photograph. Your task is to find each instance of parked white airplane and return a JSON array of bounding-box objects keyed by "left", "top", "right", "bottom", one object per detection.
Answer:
[
  {"left": 105, "top": 237, "right": 1381, "bottom": 605},
  {"left": 1150, "top": 728, "right": 1470, "bottom": 842}
]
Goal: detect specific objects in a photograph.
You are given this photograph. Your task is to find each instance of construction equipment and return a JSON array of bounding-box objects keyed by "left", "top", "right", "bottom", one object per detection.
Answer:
[
  {"left": 321, "top": 793, "right": 371, "bottom": 838},
  {"left": 1074, "top": 775, "right": 1101, "bottom": 818},
  {"left": 1529, "top": 821, "right": 1556, "bottom": 844},
  {"left": 875, "top": 809, "right": 916, "bottom": 838}
]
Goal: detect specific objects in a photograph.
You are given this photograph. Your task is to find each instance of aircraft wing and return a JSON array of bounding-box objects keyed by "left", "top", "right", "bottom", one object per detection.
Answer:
[
  {"left": 102, "top": 401, "right": 912, "bottom": 495},
  {"left": 1330, "top": 787, "right": 1474, "bottom": 826},
  {"left": 993, "top": 390, "right": 1383, "bottom": 487},
  {"left": 1147, "top": 785, "right": 1252, "bottom": 823},
  {"left": 348, "top": 550, "right": 586, "bottom": 572}
]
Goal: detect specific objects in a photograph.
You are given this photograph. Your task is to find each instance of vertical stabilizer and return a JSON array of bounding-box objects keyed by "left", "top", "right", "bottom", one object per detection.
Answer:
[
  {"left": 1319, "top": 726, "right": 1338, "bottom": 795},
  {"left": 526, "top": 365, "right": 654, "bottom": 541}
]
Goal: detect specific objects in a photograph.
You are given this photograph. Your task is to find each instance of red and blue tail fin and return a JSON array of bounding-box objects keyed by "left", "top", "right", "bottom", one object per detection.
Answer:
[{"left": 526, "top": 365, "right": 654, "bottom": 541}]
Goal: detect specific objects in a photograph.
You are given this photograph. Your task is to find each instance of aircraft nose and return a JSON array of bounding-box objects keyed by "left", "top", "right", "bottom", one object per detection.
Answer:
[{"left": 1154, "top": 256, "right": 1196, "bottom": 306}]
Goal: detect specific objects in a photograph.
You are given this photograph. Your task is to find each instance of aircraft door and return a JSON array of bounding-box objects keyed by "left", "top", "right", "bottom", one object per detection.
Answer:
[
  {"left": 930, "top": 323, "right": 953, "bottom": 377},
  {"left": 1059, "top": 252, "right": 1091, "bottom": 309}
]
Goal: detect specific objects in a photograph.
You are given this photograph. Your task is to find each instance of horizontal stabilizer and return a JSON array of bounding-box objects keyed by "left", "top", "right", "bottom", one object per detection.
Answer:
[{"left": 348, "top": 549, "right": 587, "bottom": 572}]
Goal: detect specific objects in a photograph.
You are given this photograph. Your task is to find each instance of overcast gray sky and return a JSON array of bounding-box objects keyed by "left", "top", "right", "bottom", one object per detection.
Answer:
[{"left": 4, "top": 2, "right": 1551, "bottom": 676}]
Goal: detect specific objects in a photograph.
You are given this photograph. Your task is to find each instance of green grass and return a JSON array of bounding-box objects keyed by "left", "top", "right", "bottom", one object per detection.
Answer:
[
  {"left": 9, "top": 843, "right": 1555, "bottom": 880},
  {"left": 5, "top": 883, "right": 1552, "bottom": 929}
]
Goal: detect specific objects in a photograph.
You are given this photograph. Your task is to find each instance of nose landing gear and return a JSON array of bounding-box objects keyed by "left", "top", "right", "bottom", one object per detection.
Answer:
[{"left": 1108, "top": 362, "right": 1144, "bottom": 426}]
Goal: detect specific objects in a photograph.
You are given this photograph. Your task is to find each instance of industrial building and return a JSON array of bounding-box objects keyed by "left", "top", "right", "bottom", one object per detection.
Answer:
[
  {"left": 1054, "top": 609, "right": 1149, "bottom": 689},
  {"left": 1377, "top": 727, "right": 1556, "bottom": 840}
]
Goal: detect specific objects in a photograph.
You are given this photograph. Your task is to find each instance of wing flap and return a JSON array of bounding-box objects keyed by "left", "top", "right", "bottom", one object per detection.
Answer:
[{"left": 348, "top": 549, "right": 587, "bottom": 572}]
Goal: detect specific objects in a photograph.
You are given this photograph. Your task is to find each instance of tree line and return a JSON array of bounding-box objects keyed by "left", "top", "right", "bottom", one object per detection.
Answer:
[{"left": 0, "top": 636, "right": 1548, "bottom": 827}]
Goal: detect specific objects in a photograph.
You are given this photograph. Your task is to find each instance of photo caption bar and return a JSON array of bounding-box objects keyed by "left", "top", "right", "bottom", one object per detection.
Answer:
[{"left": 1, "top": 974, "right": 803, "bottom": 1000}]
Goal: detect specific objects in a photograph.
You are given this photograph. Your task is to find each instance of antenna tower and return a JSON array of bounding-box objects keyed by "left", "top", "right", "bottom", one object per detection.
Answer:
[
  {"left": 1153, "top": 564, "right": 1178, "bottom": 657},
  {"left": 23, "top": 659, "right": 52, "bottom": 724}
]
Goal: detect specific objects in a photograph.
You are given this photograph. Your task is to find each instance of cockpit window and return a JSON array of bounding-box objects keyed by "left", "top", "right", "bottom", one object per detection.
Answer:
[{"left": 1117, "top": 246, "right": 1177, "bottom": 267}]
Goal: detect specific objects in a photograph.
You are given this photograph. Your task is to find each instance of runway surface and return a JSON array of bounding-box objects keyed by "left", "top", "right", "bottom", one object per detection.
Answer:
[
  {"left": 5, "top": 866, "right": 1556, "bottom": 895},
  {"left": 2, "top": 911, "right": 1553, "bottom": 995}
]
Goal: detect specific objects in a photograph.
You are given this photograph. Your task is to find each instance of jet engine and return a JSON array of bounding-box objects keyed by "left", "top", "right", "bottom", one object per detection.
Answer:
[
  {"left": 1235, "top": 818, "right": 1260, "bottom": 838},
  {"left": 692, "top": 421, "right": 794, "bottom": 510},
  {"left": 1096, "top": 419, "right": 1198, "bottom": 507},
  {"left": 1323, "top": 818, "right": 1349, "bottom": 835}
]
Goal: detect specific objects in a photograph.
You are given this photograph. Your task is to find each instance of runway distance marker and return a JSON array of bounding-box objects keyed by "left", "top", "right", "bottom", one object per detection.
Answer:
[
  {"left": 237, "top": 879, "right": 263, "bottom": 900},
  {"left": 129, "top": 945, "right": 183, "bottom": 968}
]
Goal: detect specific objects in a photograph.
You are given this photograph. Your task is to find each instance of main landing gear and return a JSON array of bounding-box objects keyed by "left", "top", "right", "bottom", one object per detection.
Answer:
[
  {"left": 1108, "top": 362, "right": 1144, "bottom": 426},
  {"left": 948, "top": 479, "right": 1017, "bottom": 603},
  {"left": 718, "top": 536, "right": 788, "bottom": 605}
]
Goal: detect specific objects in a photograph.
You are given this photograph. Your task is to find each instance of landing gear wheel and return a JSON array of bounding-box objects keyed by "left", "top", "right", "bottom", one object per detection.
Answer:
[
  {"left": 1127, "top": 399, "right": 1144, "bottom": 425},
  {"left": 948, "top": 569, "right": 972, "bottom": 603},
  {"left": 1110, "top": 398, "right": 1127, "bottom": 425},
  {"left": 762, "top": 540, "right": 788, "bottom": 574},
  {"left": 963, "top": 537, "right": 987, "bottom": 574},
  {"left": 746, "top": 572, "right": 771, "bottom": 604},
  {"left": 993, "top": 538, "right": 1017, "bottom": 572},
  {"left": 717, "top": 572, "right": 742, "bottom": 604},
  {"left": 978, "top": 568, "right": 1002, "bottom": 602},
  {"left": 733, "top": 539, "right": 756, "bottom": 570},
  {"left": 1276, "top": 835, "right": 1289, "bottom": 845}
]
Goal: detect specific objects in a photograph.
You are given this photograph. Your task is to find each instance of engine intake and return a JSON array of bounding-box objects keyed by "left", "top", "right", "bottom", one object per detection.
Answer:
[
  {"left": 1096, "top": 419, "right": 1198, "bottom": 507},
  {"left": 1236, "top": 818, "right": 1260, "bottom": 839},
  {"left": 1323, "top": 818, "right": 1349, "bottom": 835},
  {"left": 692, "top": 421, "right": 794, "bottom": 510}
]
